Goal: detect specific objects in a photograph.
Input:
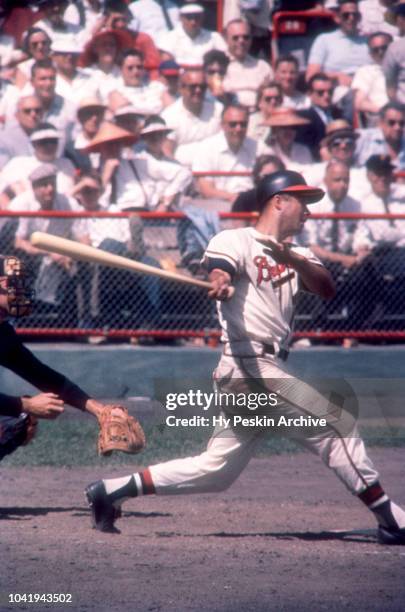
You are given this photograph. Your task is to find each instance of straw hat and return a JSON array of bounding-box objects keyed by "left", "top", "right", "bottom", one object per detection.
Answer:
[
  {"left": 77, "top": 95, "right": 106, "bottom": 115},
  {"left": 79, "top": 28, "right": 133, "bottom": 67},
  {"left": 263, "top": 108, "right": 310, "bottom": 127},
  {"left": 83, "top": 121, "right": 137, "bottom": 152},
  {"left": 321, "top": 119, "right": 358, "bottom": 147}
]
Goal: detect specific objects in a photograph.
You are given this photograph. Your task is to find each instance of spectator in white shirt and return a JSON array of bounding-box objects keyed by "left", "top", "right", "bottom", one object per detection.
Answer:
[
  {"left": 107, "top": 49, "right": 169, "bottom": 115},
  {"left": 137, "top": 115, "right": 192, "bottom": 210},
  {"left": 78, "top": 28, "right": 133, "bottom": 102},
  {"left": 35, "top": 0, "right": 86, "bottom": 48},
  {"left": 352, "top": 31, "right": 392, "bottom": 126},
  {"left": 222, "top": 18, "right": 273, "bottom": 110},
  {"left": 274, "top": 55, "right": 310, "bottom": 110},
  {"left": 15, "top": 28, "right": 52, "bottom": 87},
  {"left": 0, "top": 95, "right": 43, "bottom": 171},
  {"left": 13, "top": 163, "right": 77, "bottom": 311},
  {"left": 51, "top": 37, "right": 98, "bottom": 106},
  {"left": 0, "top": 122, "right": 75, "bottom": 201},
  {"left": 162, "top": 69, "right": 223, "bottom": 166},
  {"left": 192, "top": 104, "right": 256, "bottom": 207},
  {"left": 157, "top": 3, "right": 227, "bottom": 66},
  {"left": 129, "top": 0, "right": 180, "bottom": 39}
]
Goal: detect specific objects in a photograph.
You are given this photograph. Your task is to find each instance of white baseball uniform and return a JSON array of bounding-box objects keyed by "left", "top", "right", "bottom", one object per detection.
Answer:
[{"left": 149, "top": 227, "right": 379, "bottom": 497}]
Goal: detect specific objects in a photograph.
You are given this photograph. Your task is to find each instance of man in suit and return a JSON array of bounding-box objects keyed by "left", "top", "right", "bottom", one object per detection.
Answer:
[{"left": 296, "top": 73, "right": 342, "bottom": 160}]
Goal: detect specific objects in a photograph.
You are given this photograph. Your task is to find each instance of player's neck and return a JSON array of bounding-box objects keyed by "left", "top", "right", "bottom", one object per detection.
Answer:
[{"left": 255, "top": 216, "right": 282, "bottom": 241}]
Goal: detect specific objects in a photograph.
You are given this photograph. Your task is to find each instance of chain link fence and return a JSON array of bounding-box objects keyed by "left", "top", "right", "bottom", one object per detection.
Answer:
[{"left": 1, "top": 210, "right": 405, "bottom": 341}]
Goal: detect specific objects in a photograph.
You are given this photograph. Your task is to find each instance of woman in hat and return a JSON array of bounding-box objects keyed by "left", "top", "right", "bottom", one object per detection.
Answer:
[
  {"left": 79, "top": 28, "right": 132, "bottom": 102},
  {"left": 260, "top": 108, "right": 313, "bottom": 169},
  {"left": 248, "top": 81, "right": 283, "bottom": 142}
]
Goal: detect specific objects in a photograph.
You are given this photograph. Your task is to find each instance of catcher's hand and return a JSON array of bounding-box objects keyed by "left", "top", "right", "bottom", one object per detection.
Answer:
[{"left": 97, "top": 405, "right": 146, "bottom": 456}]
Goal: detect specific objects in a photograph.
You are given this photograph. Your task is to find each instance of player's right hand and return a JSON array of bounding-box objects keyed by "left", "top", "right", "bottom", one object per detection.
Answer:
[
  {"left": 21, "top": 393, "right": 64, "bottom": 419},
  {"left": 208, "top": 270, "right": 234, "bottom": 301}
]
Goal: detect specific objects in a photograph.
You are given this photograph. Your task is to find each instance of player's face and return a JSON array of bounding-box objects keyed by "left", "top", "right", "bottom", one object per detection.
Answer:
[
  {"left": 222, "top": 108, "right": 249, "bottom": 151},
  {"left": 226, "top": 22, "right": 251, "bottom": 60},
  {"left": 279, "top": 194, "right": 310, "bottom": 236},
  {"left": 275, "top": 61, "right": 298, "bottom": 95}
]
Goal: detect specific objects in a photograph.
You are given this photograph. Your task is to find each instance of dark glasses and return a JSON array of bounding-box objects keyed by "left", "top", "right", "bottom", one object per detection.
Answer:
[
  {"left": 263, "top": 95, "right": 281, "bottom": 103},
  {"left": 231, "top": 34, "right": 250, "bottom": 41},
  {"left": 386, "top": 119, "right": 405, "bottom": 127},
  {"left": 370, "top": 44, "right": 388, "bottom": 54},
  {"left": 227, "top": 121, "right": 248, "bottom": 128},
  {"left": 341, "top": 11, "right": 360, "bottom": 19},
  {"left": 22, "top": 107, "right": 42, "bottom": 114},
  {"left": 330, "top": 137, "right": 355, "bottom": 147},
  {"left": 206, "top": 68, "right": 226, "bottom": 76},
  {"left": 182, "top": 83, "right": 207, "bottom": 91},
  {"left": 313, "top": 88, "right": 333, "bottom": 96}
]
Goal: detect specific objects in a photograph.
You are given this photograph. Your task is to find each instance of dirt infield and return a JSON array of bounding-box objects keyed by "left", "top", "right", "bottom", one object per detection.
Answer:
[{"left": 1, "top": 448, "right": 405, "bottom": 612}]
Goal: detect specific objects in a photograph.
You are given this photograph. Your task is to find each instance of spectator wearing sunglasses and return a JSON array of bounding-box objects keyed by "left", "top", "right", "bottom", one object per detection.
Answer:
[
  {"left": 352, "top": 32, "right": 392, "bottom": 126},
  {"left": 157, "top": 3, "right": 226, "bottom": 66},
  {"left": 356, "top": 102, "right": 405, "bottom": 168},
  {"left": 203, "top": 50, "right": 236, "bottom": 106},
  {"left": 383, "top": 5, "right": 405, "bottom": 106},
  {"left": 306, "top": 0, "right": 369, "bottom": 88},
  {"left": 222, "top": 19, "right": 273, "bottom": 110},
  {"left": 248, "top": 82, "right": 283, "bottom": 142},
  {"left": 296, "top": 73, "right": 342, "bottom": 160},
  {"left": 161, "top": 69, "right": 223, "bottom": 167},
  {"left": 192, "top": 104, "right": 256, "bottom": 208},
  {"left": 0, "top": 95, "right": 43, "bottom": 171}
]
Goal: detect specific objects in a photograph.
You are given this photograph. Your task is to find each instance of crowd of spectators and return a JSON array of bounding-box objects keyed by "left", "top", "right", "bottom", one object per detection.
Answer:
[{"left": 1, "top": 0, "right": 405, "bottom": 334}]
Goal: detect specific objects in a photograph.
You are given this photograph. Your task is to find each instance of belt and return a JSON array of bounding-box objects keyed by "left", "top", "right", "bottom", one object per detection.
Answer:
[
  {"left": 262, "top": 343, "right": 289, "bottom": 361},
  {"left": 224, "top": 341, "right": 289, "bottom": 361}
]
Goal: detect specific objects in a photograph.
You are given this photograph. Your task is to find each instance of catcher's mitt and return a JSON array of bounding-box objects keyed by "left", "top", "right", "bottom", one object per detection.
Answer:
[
  {"left": 98, "top": 405, "right": 146, "bottom": 456},
  {"left": 0, "top": 413, "right": 37, "bottom": 461}
]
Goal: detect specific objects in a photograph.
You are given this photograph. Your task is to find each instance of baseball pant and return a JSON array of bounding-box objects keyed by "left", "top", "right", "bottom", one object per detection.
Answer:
[{"left": 149, "top": 353, "right": 379, "bottom": 496}]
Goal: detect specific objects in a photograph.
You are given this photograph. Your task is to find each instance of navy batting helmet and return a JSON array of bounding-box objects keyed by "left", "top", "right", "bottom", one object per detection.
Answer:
[{"left": 256, "top": 170, "right": 325, "bottom": 211}]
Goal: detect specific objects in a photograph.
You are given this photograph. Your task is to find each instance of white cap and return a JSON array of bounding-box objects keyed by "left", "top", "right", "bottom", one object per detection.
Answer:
[
  {"left": 179, "top": 3, "right": 204, "bottom": 15},
  {"left": 51, "top": 36, "right": 82, "bottom": 54},
  {"left": 140, "top": 118, "right": 172, "bottom": 136},
  {"left": 29, "top": 163, "right": 57, "bottom": 183},
  {"left": 30, "top": 126, "right": 60, "bottom": 142}
]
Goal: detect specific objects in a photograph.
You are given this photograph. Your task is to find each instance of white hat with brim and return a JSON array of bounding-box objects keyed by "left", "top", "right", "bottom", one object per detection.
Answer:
[
  {"left": 140, "top": 121, "right": 172, "bottom": 136},
  {"left": 30, "top": 127, "right": 60, "bottom": 142},
  {"left": 51, "top": 37, "right": 82, "bottom": 54},
  {"left": 179, "top": 3, "right": 204, "bottom": 15},
  {"left": 263, "top": 109, "right": 310, "bottom": 127},
  {"left": 114, "top": 105, "right": 146, "bottom": 118}
]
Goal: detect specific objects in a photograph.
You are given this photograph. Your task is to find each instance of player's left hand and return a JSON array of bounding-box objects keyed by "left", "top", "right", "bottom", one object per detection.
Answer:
[{"left": 256, "top": 237, "right": 304, "bottom": 267}]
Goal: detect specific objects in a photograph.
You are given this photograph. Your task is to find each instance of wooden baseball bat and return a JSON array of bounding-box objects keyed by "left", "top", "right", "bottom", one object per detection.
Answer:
[{"left": 30, "top": 232, "right": 213, "bottom": 290}]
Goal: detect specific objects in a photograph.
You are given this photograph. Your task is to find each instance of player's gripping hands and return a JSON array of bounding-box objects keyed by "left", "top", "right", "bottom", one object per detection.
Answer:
[{"left": 208, "top": 269, "right": 234, "bottom": 301}]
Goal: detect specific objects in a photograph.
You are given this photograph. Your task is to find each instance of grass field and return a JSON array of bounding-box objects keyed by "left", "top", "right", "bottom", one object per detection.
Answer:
[{"left": 3, "top": 417, "right": 405, "bottom": 467}]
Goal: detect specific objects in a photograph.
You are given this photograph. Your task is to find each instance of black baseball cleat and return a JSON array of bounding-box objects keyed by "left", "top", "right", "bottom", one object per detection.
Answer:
[
  {"left": 377, "top": 525, "right": 405, "bottom": 545},
  {"left": 85, "top": 480, "right": 121, "bottom": 534}
]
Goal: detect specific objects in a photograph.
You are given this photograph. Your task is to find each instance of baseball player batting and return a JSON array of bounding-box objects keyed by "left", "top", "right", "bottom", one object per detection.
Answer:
[{"left": 85, "top": 170, "right": 405, "bottom": 545}]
